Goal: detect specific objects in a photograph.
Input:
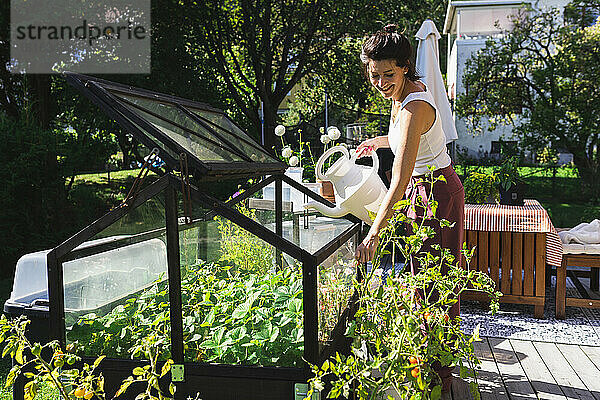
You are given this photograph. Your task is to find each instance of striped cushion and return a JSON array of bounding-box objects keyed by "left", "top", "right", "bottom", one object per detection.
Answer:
[{"left": 562, "top": 243, "right": 600, "bottom": 255}]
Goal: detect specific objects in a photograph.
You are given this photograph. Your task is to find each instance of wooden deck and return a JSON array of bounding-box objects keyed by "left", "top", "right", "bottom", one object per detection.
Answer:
[{"left": 448, "top": 337, "right": 600, "bottom": 400}]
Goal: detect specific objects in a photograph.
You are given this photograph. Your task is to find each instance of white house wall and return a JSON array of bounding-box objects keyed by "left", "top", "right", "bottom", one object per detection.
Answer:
[
  {"left": 447, "top": 0, "right": 569, "bottom": 159},
  {"left": 451, "top": 38, "right": 518, "bottom": 158}
]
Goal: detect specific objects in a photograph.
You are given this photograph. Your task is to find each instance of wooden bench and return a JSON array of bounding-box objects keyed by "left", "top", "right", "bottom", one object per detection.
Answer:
[
  {"left": 555, "top": 243, "right": 600, "bottom": 319},
  {"left": 462, "top": 230, "right": 547, "bottom": 318}
]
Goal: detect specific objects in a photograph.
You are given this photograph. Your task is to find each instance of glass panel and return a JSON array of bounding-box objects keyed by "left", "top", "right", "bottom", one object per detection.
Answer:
[
  {"left": 187, "top": 107, "right": 276, "bottom": 163},
  {"left": 178, "top": 203, "right": 221, "bottom": 266},
  {"left": 248, "top": 177, "right": 354, "bottom": 255},
  {"left": 64, "top": 195, "right": 170, "bottom": 360},
  {"left": 111, "top": 92, "right": 244, "bottom": 162},
  {"left": 318, "top": 236, "right": 358, "bottom": 342},
  {"left": 118, "top": 111, "right": 180, "bottom": 162},
  {"left": 180, "top": 198, "right": 304, "bottom": 367},
  {"left": 93, "top": 194, "right": 166, "bottom": 239}
]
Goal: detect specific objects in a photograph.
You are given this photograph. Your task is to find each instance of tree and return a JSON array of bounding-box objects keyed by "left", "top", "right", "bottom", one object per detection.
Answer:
[
  {"left": 279, "top": 0, "right": 449, "bottom": 137},
  {"left": 456, "top": 7, "right": 600, "bottom": 195},
  {"left": 189, "top": 0, "right": 437, "bottom": 151}
]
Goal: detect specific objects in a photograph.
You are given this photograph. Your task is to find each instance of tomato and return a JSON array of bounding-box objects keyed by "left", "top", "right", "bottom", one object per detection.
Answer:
[
  {"left": 423, "top": 312, "right": 431, "bottom": 322},
  {"left": 444, "top": 314, "right": 450, "bottom": 323},
  {"left": 409, "top": 356, "right": 418, "bottom": 364},
  {"left": 411, "top": 367, "right": 420, "bottom": 378},
  {"left": 74, "top": 387, "right": 85, "bottom": 398},
  {"left": 84, "top": 391, "right": 94, "bottom": 400}
]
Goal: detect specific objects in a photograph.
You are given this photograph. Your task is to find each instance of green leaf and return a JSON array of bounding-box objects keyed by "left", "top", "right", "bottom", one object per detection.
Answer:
[
  {"left": 15, "top": 345, "right": 24, "bottom": 365},
  {"left": 93, "top": 355, "right": 106, "bottom": 369},
  {"left": 201, "top": 309, "right": 215, "bottom": 327},
  {"left": 288, "top": 298, "right": 303, "bottom": 313},
  {"left": 232, "top": 302, "right": 251, "bottom": 319},
  {"left": 431, "top": 385, "right": 442, "bottom": 400},
  {"left": 133, "top": 367, "right": 145, "bottom": 376},
  {"left": 31, "top": 343, "right": 41, "bottom": 356},
  {"left": 5, "top": 366, "right": 18, "bottom": 388},
  {"left": 116, "top": 380, "right": 133, "bottom": 397},
  {"left": 161, "top": 359, "right": 173, "bottom": 378},
  {"left": 269, "top": 327, "right": 280, "bottom": 342}
]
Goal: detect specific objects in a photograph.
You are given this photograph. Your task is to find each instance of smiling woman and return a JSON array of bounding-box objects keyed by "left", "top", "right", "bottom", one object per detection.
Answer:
[{"left": 353, "top": 23, "right": 465, "bottom": 393}]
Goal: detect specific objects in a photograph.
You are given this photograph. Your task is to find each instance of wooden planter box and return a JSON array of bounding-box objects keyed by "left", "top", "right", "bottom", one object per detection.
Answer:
[{"left": 462, "top": 230, "right": 547, "bottom": 318}]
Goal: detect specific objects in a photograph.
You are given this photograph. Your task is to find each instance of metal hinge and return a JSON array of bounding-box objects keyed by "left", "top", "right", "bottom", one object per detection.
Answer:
[
  {"left": 171, "top": 364, "right": 184, "bottom": 382},
  {"left": 294, "top": 383, "right": 320, "bottom": 400}
]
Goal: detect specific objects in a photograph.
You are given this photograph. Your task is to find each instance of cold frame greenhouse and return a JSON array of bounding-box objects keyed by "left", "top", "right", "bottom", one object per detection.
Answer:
[{"left": 6, "top": 73, "right": 363, "bottom": 400}]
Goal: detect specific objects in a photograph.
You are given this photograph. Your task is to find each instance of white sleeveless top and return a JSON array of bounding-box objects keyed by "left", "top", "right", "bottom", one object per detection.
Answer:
[{"left": 388, "top": 82, "right": 451, "bottom": 176}]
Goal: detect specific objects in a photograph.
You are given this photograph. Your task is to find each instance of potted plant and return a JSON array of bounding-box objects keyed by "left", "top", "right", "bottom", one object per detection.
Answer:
[
  {"left": 463, "top": 171, "right": 498, "bottom": 204},
  {"left": 495, "top": 156, "right": 525, "bottom": 206}
]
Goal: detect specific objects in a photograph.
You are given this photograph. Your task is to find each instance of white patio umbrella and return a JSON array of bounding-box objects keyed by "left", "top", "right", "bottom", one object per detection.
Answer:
[{"left": 415, "top": 20, "right": 458, "bottom": 144}]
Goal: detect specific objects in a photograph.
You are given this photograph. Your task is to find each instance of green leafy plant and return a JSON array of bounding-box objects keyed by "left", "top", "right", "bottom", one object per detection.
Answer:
[
  {"left": 463, "top": 172, "right": 498, "bottom": 204},
  {"left": 495, "top": 156, "right": 522, "bottom": 191},
  {"left": 0, "top": 315, "right": 102, "bottom": 400},
  {"left": 215, "top": 203, "right": 275, "bottom": 274},
  {"left": 69, "top": 262, "right": 306, "bottom": 368},
  {"left": 308, "top": 172, "right": 501, "bottom": 399},
  {"left": 116, "top": 334, "right": 175, "bottom": 400},
  {"left": 318, "top": 259, "right": 355, "bottom": 342},
  {"left": 0, "top": 315, "right": 175, "bottom": 400}
]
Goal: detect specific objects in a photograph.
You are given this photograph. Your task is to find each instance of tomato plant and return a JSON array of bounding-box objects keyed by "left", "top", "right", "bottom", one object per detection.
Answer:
[{"left": 309, "top": 172, "right": 501, "bottom": 400}]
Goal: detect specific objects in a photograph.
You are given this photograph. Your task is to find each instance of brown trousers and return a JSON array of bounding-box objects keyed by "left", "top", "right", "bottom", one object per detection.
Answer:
[{"left": 404, "top": 165, "right": 464, "bottom": 389}]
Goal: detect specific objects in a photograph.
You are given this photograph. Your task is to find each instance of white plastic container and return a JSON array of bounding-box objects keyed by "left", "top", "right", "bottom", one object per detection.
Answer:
[{"left": 7, "top": 236, "right": 168, "bottom": 312}]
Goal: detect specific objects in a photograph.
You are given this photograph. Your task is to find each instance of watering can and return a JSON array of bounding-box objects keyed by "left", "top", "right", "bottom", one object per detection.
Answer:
[{"left": 304, "top": 146, "right": 388, "bottom": 225}]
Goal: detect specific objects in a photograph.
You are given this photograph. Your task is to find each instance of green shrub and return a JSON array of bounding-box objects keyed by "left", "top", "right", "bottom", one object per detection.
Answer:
[
  {"left": 463, "top": 172, "right": 498, "bottom": 204},
  {"left": 309, "top": 173, "right": 501, "bottom": 399},
  {"left": 0, "top": 113, "right": 68, "bottom": 276}
]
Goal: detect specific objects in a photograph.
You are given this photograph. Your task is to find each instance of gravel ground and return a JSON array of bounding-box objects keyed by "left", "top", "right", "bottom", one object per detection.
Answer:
[{"left": 460, "top": 275, "right": 600, "bottom": 345}]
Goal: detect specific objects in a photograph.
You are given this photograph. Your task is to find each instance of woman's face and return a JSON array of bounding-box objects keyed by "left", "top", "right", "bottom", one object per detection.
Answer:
[{"left": 367, "top": 59, "right": 407, "bottom": 100}]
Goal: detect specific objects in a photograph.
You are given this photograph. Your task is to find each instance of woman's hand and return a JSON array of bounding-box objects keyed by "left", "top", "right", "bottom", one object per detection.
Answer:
[
  {"left": 355, "top": 233, "right": 379, "bottom": 263},
  {"left": 356, "top": 136, "right": 382, "bottom": 158}
]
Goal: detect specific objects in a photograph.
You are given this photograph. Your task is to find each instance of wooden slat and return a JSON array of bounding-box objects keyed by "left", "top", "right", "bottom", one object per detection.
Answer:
[
  {"left": 501, "top": 233, "right": 511, "bottom": 294},
  {"left": 510, "top": 339, "right": 566, "bottom": 400},
  {"left": 468, "top": 230, "right": 478, "bottom": 271},
  {"left": 556, "top": 344, "right": 600, "bottom": 399},
  {"left": 479, "top": 231, "right": 489, "bottom": 274},
  {"left": 490, "top": 231, "right": 500, "bottom": 288},
  {"left": 472, "top": 339, "right": 510, "bottom": 400},
  {"left": 533, "top": 341, "right": 595, "bottom": 400},
  {"left": 581, "top": 345, "right": 600, "bottom": 370},
  {"left": 248, "top": 198, "right": 293, "bottom": 212},
  {"left": 523, "top": 233, "right": 535, "bottom": 296},
  {"left": 488, "top": 337, "right": 537, "bottom": 399},
  {"left": 461, "top": 292, "right": 544, "bottom": 306},
  {"left": 556, "top": 259, "right": 567, "bottom": 319},
  {"left": 512, "top": 233, "right": 523, "bottom": 296},
  {"left": 535, "top": 233, "right": 546, "bottom": 298},
  {"left": 566, "top": 297, "right": 600, "bottom": 309}
]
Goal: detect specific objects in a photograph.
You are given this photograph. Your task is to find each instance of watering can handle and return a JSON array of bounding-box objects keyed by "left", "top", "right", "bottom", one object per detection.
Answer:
[
  {"left": 316, "top": 146, "right": 349, "bottom": 181},
  {"left": 348, "top": 147, "right": 380, "bottom": 180}
]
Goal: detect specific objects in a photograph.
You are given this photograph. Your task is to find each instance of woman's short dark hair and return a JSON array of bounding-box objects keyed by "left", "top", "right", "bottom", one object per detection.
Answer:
[{"left": 360, "top": 24, "right": 419, "bottom": 81}]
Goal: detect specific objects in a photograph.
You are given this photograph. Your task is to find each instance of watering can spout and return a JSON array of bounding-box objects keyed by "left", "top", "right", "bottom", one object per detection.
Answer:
[{"left": 303, "top": 201, "right": 348, "bottom": 218}]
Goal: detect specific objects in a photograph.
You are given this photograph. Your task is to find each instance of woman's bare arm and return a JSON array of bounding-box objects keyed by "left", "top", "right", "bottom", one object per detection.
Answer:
[
  {"left": 355, "top": 100, "right": 435, "bottom": 263},
  {"left": 356, "top": 135, "right": 390, "bottom": 158}
]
